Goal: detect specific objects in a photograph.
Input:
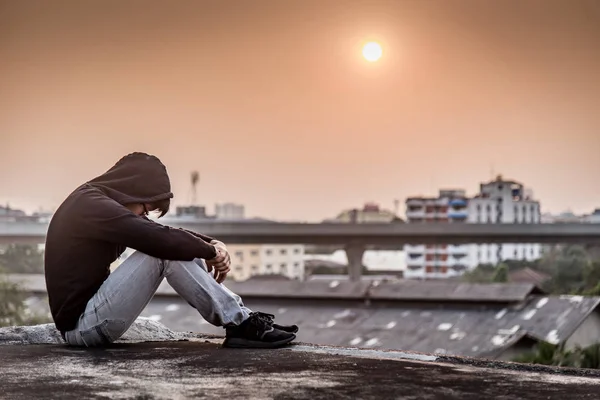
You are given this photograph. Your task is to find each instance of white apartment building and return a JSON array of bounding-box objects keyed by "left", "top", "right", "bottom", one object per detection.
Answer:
[
  {"left": 404, "top": 176, "right": 542, "bottom": 279},
  {"left": 228, "top": 244, "right": 305, "bottom": 281},
  {"left": 467, "top": 178, "right": 541, "bottom": 267}
]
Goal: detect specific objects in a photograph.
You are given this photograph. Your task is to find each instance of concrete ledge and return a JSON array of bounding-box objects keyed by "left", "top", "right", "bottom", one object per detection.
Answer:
[{"left": 1, "top": 322, "right": 600, "bottom": 399}]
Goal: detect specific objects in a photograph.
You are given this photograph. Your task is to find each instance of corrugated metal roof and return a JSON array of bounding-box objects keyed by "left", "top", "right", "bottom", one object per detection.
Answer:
[
  {"left": 7, "top": 274, "right": 542, "bottom": 303},
  {"left": 132, "top": 294, "right": 600, "bottom": 358},
  {"left": 368, "top": 281, "right": 541, "bottom": 302},
  {"left": 224, "top": 279, "right": 373, "bottom": 299}
]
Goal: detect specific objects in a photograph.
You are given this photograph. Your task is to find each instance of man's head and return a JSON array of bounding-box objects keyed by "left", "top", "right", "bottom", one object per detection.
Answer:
[{"left": 88, "top": 152, "right": 174, "bottom": 218}]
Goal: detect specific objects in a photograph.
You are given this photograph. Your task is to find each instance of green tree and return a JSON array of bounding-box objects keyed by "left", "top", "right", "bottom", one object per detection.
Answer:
[
  {"left": 0, "top": 244, "right": 44, "bottom": 274},
  {"left": 491, "top": 263, "right": 509, "bottom": 283},
  {"left": 582, "top": 261, "right": 600, "bottom": 292},
  {"left": 582, "top": 282, "right": 600, "bottom": 296},
  {"left": 514, "top": 342, "right": 561, "bottom": 365},
  {"left": 537, "top": 245, "right": 591, "bottom": 294},
  {"left": 461, "top": 264, "right": 495, "bottom": 283},
  {"left": 0, "top": 272, "right": 49, "bottom": 327},
  {"left": 514, "top": 341, "right": 600, "bottom": 369}
]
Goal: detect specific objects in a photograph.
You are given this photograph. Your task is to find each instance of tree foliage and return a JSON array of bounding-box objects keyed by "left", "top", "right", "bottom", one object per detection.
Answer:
[
  {"left": 0, "top": 244, "right": 44, "bottom": 274},
  {"left": 0, "top": 272, "right": 50, "bottom": 327},
  {"left": 462, "top": 245, "right": 600, "bottom": 295},
  {"left": 514, "top": 342, "right": 600, "bottom": 369},
  {"left": 491, "top": 263, "right": 509, "bottom": 283},
  {"left": 461, "top": 264, "right": 495, "bottom": 283}
]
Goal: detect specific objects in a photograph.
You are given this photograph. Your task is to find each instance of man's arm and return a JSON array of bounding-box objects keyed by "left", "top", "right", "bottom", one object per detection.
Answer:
[
  {"left": 78, "top": 201, "right": 217, "bottom": 261},
  {"left": 179, "top": 228, "right": 214, "bottom": 244}
]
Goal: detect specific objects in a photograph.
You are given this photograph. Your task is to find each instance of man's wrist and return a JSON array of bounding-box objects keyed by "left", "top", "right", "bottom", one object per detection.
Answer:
[
  {"left": 211, "top": 240, "right": 226, "bottom": 250},
  {"left": 209, "top": 245, "right": 220, "bottom": 260}
]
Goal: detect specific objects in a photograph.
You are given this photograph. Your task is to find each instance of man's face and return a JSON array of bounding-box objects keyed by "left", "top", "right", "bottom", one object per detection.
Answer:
[{"left": 126, "top": 203, "right": 159, "bottom": 218}]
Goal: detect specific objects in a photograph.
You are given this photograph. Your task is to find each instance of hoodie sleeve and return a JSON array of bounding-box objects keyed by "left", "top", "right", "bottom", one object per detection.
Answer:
[
  {"left": 179, "top": 228, "right": 215, "bottom": 244},
  {"left": 77, "top": 195, "right": 217, "bottom": 261}
]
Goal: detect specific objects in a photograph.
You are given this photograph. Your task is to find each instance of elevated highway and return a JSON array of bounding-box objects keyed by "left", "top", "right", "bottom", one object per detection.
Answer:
[
  {"left": 2, "top": 221, "right": 600, "bottom": 246},
  {"left": 3, "top": 221, "right": 600, "bottom": 281}
]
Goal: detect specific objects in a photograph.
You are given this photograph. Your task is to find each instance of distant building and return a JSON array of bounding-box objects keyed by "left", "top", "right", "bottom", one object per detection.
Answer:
[
  {"left": 467, "top": 176, "right": 541, "bottom": 266},
  {"left": 215, "top": 203, "right": 245, "bottom": 220},
  {"left": 228, "top": 244, "right": 305, "bottom": 281},
  {"left": 0, "top": 205, "right": 27, "bottom": 222},
  {"left": 326, "top": 202, "right": 402, "bottom": 224},
  {"left": 404, "top": 176, "right": 542, "bottom": 279},
  {"left": 586, "top": 209, "right": 600, "bottom": 224},
  {"left": 174, "top": 205, "right": 211, "bottom": 219},
  {"left": 541, "top": 211, "right": 586, "bottom": 224},
  {"left": 404, "top": 189, "right": 470, "bottom": 279}
]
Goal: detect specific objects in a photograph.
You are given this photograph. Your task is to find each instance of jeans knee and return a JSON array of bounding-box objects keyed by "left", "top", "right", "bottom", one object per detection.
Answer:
[{"left": 128, "top": 251, "right": 167, "bottom": 274}]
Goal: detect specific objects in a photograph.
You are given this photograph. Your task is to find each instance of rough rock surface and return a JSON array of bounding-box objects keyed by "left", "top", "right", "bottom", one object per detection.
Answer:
[
  {"left": 1, "top": 341, "right": 600, "bottom": 399},
  {"left": 2, "top": 322, "right": 600, "bottom": 399},
  {"left": 0, "top": 317, "right": 195, "bottom": 345}
]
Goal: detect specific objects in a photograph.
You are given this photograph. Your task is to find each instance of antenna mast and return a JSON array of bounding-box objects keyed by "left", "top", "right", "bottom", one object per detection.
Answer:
[{"left": 190, "top": 171, "right": 199, "bottom": 205}]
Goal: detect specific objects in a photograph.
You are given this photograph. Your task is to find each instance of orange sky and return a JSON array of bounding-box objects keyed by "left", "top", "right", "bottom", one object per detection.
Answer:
[{"left": 1, "top": 0, "right": 599, "bottom": 221}]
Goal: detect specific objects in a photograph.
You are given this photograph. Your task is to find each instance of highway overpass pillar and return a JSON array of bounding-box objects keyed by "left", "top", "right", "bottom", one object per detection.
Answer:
[{"left": 345, "top": 243, "right": 365, "bottom": 282}]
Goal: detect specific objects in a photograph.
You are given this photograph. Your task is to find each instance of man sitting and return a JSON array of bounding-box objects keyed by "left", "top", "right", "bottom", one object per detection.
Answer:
[{"left": 44, "top": 152, "right": 297, "bottom": 348}]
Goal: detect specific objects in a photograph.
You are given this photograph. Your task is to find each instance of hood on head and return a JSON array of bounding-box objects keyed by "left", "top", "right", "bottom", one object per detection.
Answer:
[{"left": 87, "top": 152, "right": 174, "bottom": 206}]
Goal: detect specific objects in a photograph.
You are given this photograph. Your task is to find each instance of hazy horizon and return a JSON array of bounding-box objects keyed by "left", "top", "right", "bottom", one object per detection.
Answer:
[{"left": 1, "top": 0, "right": 599, "bottom": 221}]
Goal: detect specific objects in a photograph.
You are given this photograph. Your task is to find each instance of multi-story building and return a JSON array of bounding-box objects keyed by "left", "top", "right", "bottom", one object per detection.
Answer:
[
  {"left": 228, "top": 244, "right": 305, "bottom": 281},
  {"left": 404, "top": 189, "right": 471, "bottom": 279},
  {"left": 404, "top": 176, "right": 542, "bottom": 279},
  {"left": 467, "top": 177, "right": 541, "bottom": 266},
  {"left": 215, "top": 203, "right": 245, "bottom": 220}
]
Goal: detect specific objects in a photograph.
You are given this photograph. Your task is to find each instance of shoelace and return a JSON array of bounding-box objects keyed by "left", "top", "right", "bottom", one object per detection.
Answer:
[
  {"left": 247, "top": 312, "right": 272, "bottom": 331},
  {"left": 253, "top": 312, "right": 275, "bottom": 324}
]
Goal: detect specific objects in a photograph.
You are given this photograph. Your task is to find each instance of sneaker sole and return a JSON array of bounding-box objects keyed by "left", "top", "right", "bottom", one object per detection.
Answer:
[{"left": 222, "top": 334, "right": 296, "bottom": 349}]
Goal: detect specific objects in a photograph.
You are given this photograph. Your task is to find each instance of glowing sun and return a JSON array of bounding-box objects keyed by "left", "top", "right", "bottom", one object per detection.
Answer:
[{"left": 362, "top": 42, "right": 382, "bottom": 62}]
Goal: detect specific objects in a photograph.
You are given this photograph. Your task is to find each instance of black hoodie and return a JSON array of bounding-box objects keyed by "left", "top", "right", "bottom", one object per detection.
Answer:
[{"left": 44, "top": 152, "right": 217, "bottom": 333}]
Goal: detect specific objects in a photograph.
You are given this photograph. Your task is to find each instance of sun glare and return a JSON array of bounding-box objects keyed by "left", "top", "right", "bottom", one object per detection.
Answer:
[{"left": 362, "top": 42, "right": 382, "bottom": 62}]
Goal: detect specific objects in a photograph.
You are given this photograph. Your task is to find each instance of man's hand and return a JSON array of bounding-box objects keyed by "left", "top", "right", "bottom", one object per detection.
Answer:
[{"left": 206, "top": 240, "right": 231, "bottom": 283}]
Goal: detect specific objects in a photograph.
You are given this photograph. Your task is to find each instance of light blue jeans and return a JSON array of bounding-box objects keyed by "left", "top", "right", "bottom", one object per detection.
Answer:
[{"left": 63, "top": 251, "right": 251, "bottom": 347}]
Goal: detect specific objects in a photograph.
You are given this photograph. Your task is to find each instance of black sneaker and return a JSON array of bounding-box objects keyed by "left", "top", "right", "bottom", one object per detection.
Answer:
[
  {"left": 254, "top": 311, "right": 299, "bottom": 334},
  {"left": 223, "top": 312, "right": 296, "bottom": 348}
]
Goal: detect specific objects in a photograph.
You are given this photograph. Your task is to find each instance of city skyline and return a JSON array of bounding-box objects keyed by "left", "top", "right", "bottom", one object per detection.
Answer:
[{"left": 1, "top": 0, "right": 599, "bottom": 221}]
